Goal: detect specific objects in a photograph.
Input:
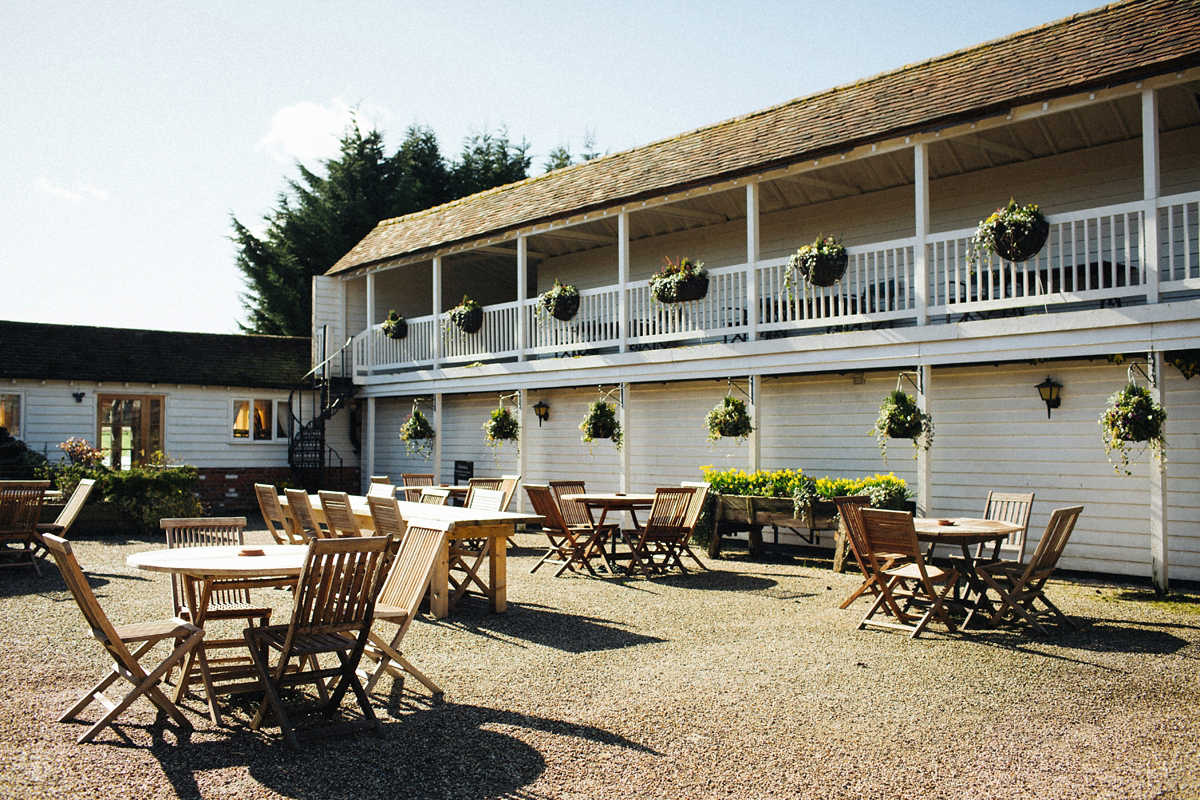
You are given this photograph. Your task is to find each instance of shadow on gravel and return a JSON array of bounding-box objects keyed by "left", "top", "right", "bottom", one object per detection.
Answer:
[
  {"left": 0, "top": 560, "right": 152, "bottom": 600},
  {"left": 430, "top": 601, "right": 665, "bottom": 652},
  {"left": 971, "top": 617, "right": 1193, "bottom": 664},
  {"left": 148, "top": 700, "right": 656, "bottom": 800},
  {"left": 651, "top": 570, "right": 777, "bottom": 593}
]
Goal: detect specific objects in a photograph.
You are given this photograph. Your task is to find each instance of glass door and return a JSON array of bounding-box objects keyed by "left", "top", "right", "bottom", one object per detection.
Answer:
[{"left": 97, "top": 394, "right": 164, "bottom": 469}]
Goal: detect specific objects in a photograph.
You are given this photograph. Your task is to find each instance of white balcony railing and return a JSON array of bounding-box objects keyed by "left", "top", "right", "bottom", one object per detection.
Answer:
[{"left": 350, "top": 197, "right": 1195, "bottom": 378}]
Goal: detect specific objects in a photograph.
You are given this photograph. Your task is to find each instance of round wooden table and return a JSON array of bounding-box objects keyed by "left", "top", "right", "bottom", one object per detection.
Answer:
[{"left": 912, "top": 517, "right": 1022, "bottom": 626}]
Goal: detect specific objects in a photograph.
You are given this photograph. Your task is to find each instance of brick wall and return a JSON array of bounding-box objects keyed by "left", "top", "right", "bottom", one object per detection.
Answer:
[{"left": 196, "top": 467, "right": 362, "bottom": 512}]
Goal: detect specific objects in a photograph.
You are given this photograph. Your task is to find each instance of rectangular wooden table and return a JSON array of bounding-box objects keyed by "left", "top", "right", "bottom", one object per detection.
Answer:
[
  {"left": 283, "top": 494, "right": 541, "bottom": 618},
  {"left": 127, "top": 543, "right": 305, "bottom": 726},
  {"left": 559, "top": 492, "right": 655, "bottom": 574}
]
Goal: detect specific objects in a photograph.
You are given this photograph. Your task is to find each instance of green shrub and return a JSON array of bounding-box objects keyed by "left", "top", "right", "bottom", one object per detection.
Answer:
[{"left": 38, "top": 461, "right": 203, "bottom": 534}]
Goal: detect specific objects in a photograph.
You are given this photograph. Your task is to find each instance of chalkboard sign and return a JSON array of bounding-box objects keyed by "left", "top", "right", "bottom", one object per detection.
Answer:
[{"left": 453, "top": 460, "right": 474, "bottom": 485}]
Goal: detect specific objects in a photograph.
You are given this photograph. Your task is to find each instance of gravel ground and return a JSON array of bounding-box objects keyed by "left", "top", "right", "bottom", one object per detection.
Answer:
[{"left": 2, "top": 523, "right": 1198, "bottom": 800}]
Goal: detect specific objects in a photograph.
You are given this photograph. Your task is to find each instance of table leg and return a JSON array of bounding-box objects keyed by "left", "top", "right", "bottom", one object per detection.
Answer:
[
  {"left": 430, "top": 542, "right": 450, "bottom": 619},
  {"left": 490, "top": 531, "right": 507, "bottom": 613},
  {"left": 173, "top": 576, "right": 224, "bottom": 726}
]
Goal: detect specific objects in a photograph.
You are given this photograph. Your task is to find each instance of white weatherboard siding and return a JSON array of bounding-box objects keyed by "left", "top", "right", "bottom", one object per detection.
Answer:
[
  {"left": 1164, "top": 367, "right": 1200, "bottom": 579},
  {"left": 437, "top": 392, "right": 520, "bottom": 482},
  {"left": 9, "top": 382, "right": 98, "bottom": 459}
]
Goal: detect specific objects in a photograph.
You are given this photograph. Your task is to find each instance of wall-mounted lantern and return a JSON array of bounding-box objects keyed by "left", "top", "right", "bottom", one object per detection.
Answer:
[
  {"left": 1035, "top": 377, "right": 1062, "bottom": 418},
  {"left": 532, "top": 400, "right": 550, "bottom": 426}
]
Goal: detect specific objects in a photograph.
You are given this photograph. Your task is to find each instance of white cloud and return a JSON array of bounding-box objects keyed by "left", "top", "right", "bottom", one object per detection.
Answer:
[
  {"left": 35, "top": 177, "right": 109, "bottom": 203},
  {"left": 256, "top": 100, "right": 353, "bottom": 164}
]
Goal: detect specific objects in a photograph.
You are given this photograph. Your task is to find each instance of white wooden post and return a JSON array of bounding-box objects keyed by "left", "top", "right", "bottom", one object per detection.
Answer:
[
  {"left": 364, "top": 272, "right": 376, "bottom": 376},
  {"left": 1142, "top": 88, "right": 1161, "bottom": 304},
  {"left": 365, "top": 395, "right": 376, "bottom": 493},
  {"left": 516, "top": 235, "right": 529, "bottom": 362},
  {"left": 516, "top": 388, "right": 528, "bottom": 512},
  {"left": 618, "top": 212, "right": 630, "bottom": 354},
  {"left": 748, "top": 374, "right": 761, "bottom": 473},
  {"left": 433, "top": 392, "right": 443, "bottom": 485},
  {"left": 1149, "top": 350, "right": 1168, "bottom": 593},
  {"left": 916, "top": 364, "right": 932, "bottom": 517},
  {"left": 431, "top": 256, "right": 442, "bottom": 370},
  {"left": 619, "top": 383, "right": 630, "bottom": 492},
  {"left": 746, "top": 183, "right": 760, "bottom": 342},
  {"left": 913, "top": 143, "right": 930, "bottom": 326}
]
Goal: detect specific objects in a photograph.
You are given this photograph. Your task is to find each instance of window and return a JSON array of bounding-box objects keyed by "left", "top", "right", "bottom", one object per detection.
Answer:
[
  {"left": 233, "top": 399, "right": 286, "bottom": 442},
  {"left": 0, "top": 393, "right": 20, "bottom": 437},
  {"left": 97, "top": 394, "right": 164, "bottom": 470}
]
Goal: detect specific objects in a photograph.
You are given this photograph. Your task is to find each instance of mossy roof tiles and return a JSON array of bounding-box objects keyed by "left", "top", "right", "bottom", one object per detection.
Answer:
[
  {"left": 0, "top": 321, "right": 310, "bottom": 389},
  {"left": 329, "top": 0, "right": 1200, "bottom": 276}
]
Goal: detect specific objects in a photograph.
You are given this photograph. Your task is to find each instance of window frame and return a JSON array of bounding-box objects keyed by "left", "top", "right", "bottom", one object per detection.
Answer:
[
  {"left": 0, "top": 391, "right": 24, "bottom": 439},
  {"left": 231, "top": 397, "right": 288, "bottom": 444}
]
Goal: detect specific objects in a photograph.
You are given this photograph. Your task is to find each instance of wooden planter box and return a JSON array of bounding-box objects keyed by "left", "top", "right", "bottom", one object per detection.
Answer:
[{"left": 708, "top": 495, "right": 838, "bottom": 558}]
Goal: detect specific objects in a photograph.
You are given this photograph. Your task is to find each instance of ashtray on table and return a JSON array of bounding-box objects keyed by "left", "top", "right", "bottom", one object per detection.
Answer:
[
  {"left": 239, "top": 548, "right": 265, "bottom": 557},
  {"left": 936, "top": 519, "right": 955, "bottom": 526}
]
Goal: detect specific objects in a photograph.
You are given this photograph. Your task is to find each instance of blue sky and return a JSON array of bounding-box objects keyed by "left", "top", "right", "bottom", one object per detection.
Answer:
[{"left": 1, "top": 0, "right": 1101, "bottom": 334}]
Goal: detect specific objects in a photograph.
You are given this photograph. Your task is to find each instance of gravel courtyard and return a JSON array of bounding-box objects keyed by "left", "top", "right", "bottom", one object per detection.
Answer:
[{"left": 2, "top": 524, "right": 1198, "bottom": 800}]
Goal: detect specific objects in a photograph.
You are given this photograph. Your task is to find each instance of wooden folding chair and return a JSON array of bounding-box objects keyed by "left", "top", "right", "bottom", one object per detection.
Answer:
[
  {"left": 622, "top": 487, "right": 695, "bottom": 577},
  {"left": 317, "top": 490, "right": 363, "bottom": 537},
  {"left": 419, "top": 487, "right": 451, "bottom": 505},
  {"left": 367, "top": 493, "right": 408, "bottom": 545},
  {"left": 42, "top": 534, "right": 204, "bottom": 744},
  {"left": 361, "top": 521, "right": 451, "bottom": 696},
  {"left": 832, "top": 495, "right": 897, "bottom": 609},
  {"left": 369, "top": 475, "right": 392, "bottom": 485},
  {"left": 256, "top": 484, "right": 307, "bottom": 544},
  {"left": 161, "top": 517, "right": 274, "bottom": 627},
  {"left": 284, "top": 488, "right": 328, "bottom": 539},
  {"left": 464, "top": 477, "right": 503, "bottom": 508},
  {"left": 367, "top": 481, "right": 397, "bottom": 498},
  {"left": 401, "top": 473, "right": 434, "bottom": 503},
  {"left": 857, "top": 509, "right": 959, "bottom": 638},
  {"left": 497, "top": 475, "right": 521, "bottom": 512},
  {"left": 676, "top": 481, "right": 712, "bottom": 571},
  {"left": 34, "top": 478, "right": 97, "bottom": 554},
  {"left": 977, "top": 505, "right": 1084, "bottom": 635},
  {"left": 445, "top": 488, "right": 506, "bottom": 598},
  {"left": 549, "top": 480, "right": 591, "bottom": 529},
  {"left": 978, "top": 491, "right": 1035, "bottom": 562},
  {"left": 244, "top": 535, "right": 393, "bottom": 751},
  {"left": 524, "top": 484, "right": 597, "bottom": 577},
  {"left": 0, "top": 480, "right": 48, "bottom": 574}
]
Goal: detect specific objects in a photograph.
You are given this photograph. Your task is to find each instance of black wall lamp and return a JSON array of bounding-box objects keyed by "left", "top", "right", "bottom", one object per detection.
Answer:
[
  {"left": 532, "top": 400, "right": 550, "bottom": 426},
  {"left": 72, "top": 392, "right": 86, "bottom": 403},
  {"left": 1036, "top": 377, "right": 1062, "bottom": 418}
]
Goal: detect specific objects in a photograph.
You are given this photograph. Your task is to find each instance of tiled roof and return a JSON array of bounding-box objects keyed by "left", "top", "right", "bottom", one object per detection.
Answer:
[
  {"left": 0, "top": 321, "right": 311, "bottom": 389},
  {"left": 330, "top": 0, "right": 1200, "bottom": 275}
]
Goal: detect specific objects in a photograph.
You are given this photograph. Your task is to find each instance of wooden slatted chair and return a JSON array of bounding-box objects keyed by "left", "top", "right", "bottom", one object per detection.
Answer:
[
  {"left": 832, "top": 495, "right": 897, "bottom": 609},
  {"left": 0, "top": 480, "right": 49, "bottom": 574},
  {"left": 367, "top": 493, "right": 408, "bottom": 545},
  {"left": 284, "top": 488, "right": 328, "bottom": 540},
  {"left": 318, "top": 490, "right": 363, "bottom": 538},
  {"left": 369, "top": 475, "right": 392, "bottom": 485},
  {"left": 34, "top": 478, "right": 97, "bottom": 554},
  {"left": 42, "top": 533, "right": 204, "bottom": 744},
  {"left": 244, "top": 535, "right": 393, "bottom": 751},
  {"left": 256, "top": 483, "right": 306, "bottom": 545},
  {"left": 464, "top": 477, "right": 503, "bottom": 508},
  {"left": 498, "top": 475, "right": 521, "bottom": 512},
  {"left": 524, "top": 484, "right": 597, "bottom": 577},
  {"left": 446, "top": 487, "right": 506, "bottom": 600},
  {"left": 976, "top": 505, "right": 1084, "bottom": 635},
  {"left": 857, "top": 509, "right": 959, "bottom": 639},
  {"left": 979, "top": 491, "right": 1035, "bottom": 562},
  {"left": 367, "top": 481, "right": 397, "bottom": 498},
  {"left": 622, "top": 487, "right": 695, "bottom": 577},
  {"left": 161, "top": 517, "right": 274, "bottom": 630},
  {"left": 360, "top": 521, "right": 452, "bottom": 696},
  {"left": 549, "top": 480, "right": 592, "bottom": 530},
  {"left": 676, "top": 481, "right": 712, "bottom": 572},
  {"left": 401, "top": 473, "right": 435, "bottom": 503},
  {"left": 419, "top": 487, "right": 451, "bottom": 505}
]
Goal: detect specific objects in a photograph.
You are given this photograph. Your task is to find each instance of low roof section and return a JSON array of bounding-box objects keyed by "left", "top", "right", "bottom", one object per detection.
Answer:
[
  {"left": 329, "top": 0, "right": 1200, "bottom": 275},
  {"left": 0, "top": 320, "right": 311, "bottom": 390}
]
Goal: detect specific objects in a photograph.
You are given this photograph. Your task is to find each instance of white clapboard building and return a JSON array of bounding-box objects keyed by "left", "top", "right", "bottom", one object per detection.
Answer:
[{"left": 313, "top": 0, "right": 1200, "bottom": 584}]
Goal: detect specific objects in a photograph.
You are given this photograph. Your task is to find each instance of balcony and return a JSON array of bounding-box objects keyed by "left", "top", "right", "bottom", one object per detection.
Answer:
[{"left": 351, "top": 192, "right": 1200, "bottom": 379}]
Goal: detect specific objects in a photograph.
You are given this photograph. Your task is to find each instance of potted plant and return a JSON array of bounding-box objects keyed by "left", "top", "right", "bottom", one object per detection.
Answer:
[
  {"left": 399, "top": 407, "right": 435, "bottom": 459},
  {"left": 483, "top": 406, "right": 520, "bottom": 452},
  {"left": 871, "top": 390, "right": 934, "bottom": 464},
  {"left": 705, "top": 396, "right": 754, "bottom": 444},
  {"left": 971, "top": 199, "right": 1050, "bottom": 264},
  {"left": 1166, "top": 349, "right": 1200, "bottom": 380},
  {"left": 580, "top": 400, "right": 622, "bottom": 451},
  {"left": 447, "top": 295, "right": 484, "bottom": 334},
  {"left": 381, "top": 309, "right": 408, "bottom": 340},
  {"left": 787, "top": 235, "right": 848, "bottom": 289},
  {"left": 539, "top": 280, "right": 581, "bottom": 322},
  {"left": 1099, "top": 383, "right": 1167, "bottom": 474},
  {"left": 649, "top": 257, "right": 708, "bottom": 303}
]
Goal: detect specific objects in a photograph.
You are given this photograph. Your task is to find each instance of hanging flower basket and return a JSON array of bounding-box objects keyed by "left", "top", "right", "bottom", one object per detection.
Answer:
[
  {"left": 972, "top": 199, "right": 1050, "bottom": 264},
  {"left": 382, "top": 309, "right": 408, "bottom": 340},
  {"left": 484, "top": 406, "right": 520, "bottom": 451},
  {"left": 705, "top": 396, "right": 754, "bottom": 443},
  {"left": 787, "top": 236, "right": 848, "bottom": 289},
  {"left": 399, "top": 407, "right": 435, "bottom": 459},
  {"left": 447, "top": 295, "right": 484, "bottom": 334},
  {"left": 1099, "top": 383, "right": 1166, "bottom": 475},
  {"left": 650, "top": 257, "right": 709, "bottom": 303},
  {"left": 539, "top": 280, "right": 581, "bottom": 321},
  {"left": 1166, "top": 349, "right": 1200, "bottom": 380},
  {"left": 580, "top": 400, "right": 622, "bottom": 451},
  {"left": 870, "top": 390, "right": 934, "bottom": 464}
]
